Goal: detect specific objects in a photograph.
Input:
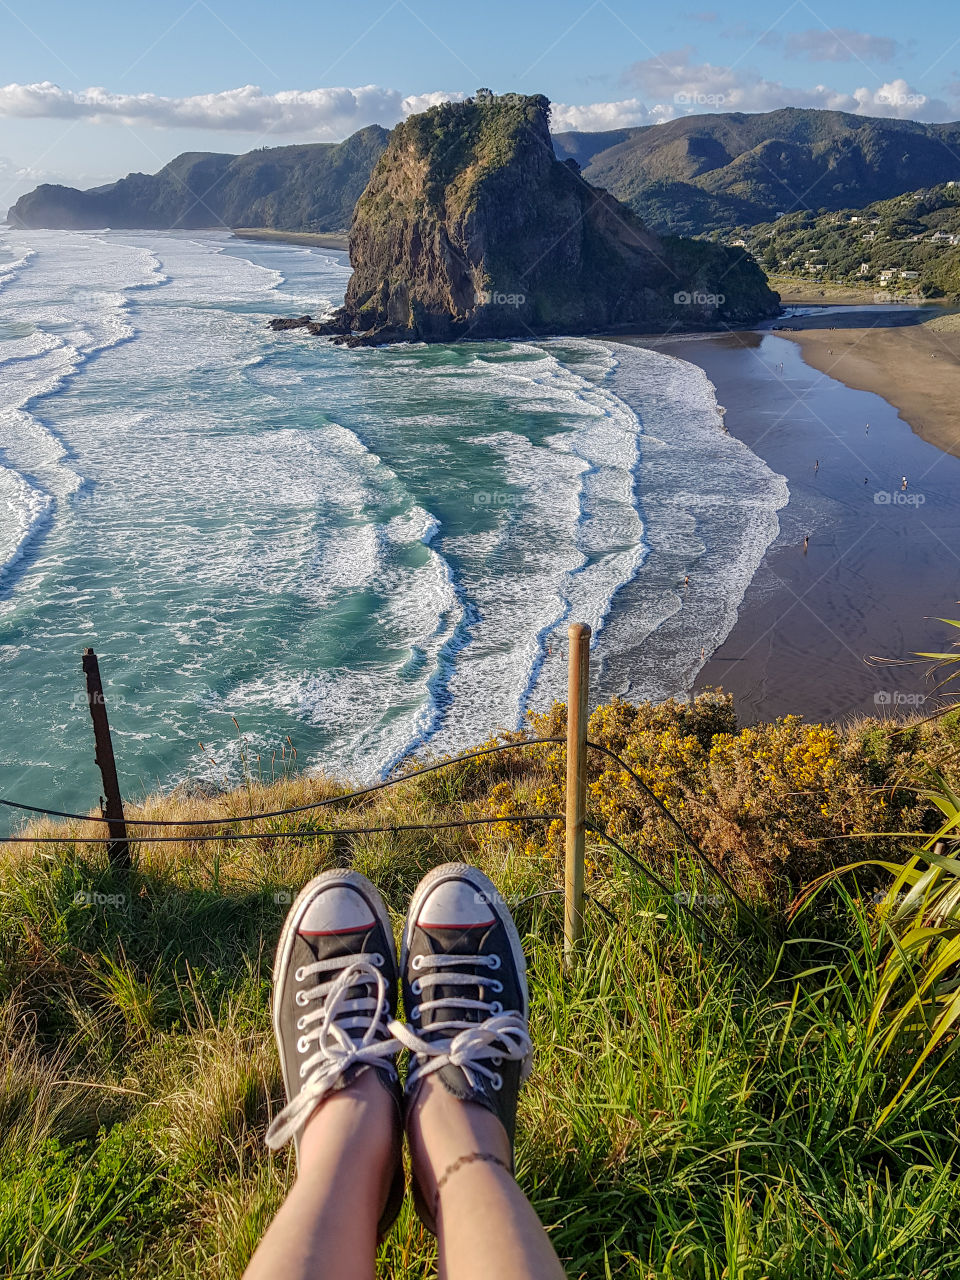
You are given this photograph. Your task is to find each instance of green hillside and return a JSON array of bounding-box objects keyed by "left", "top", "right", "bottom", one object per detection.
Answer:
[
  {"left": 736, "top": 184, "right": 960, "bottom": 299},
  {"left": 552, "top": 109, "right": 960, "bottom": 236},
  {"left": 6, "top": 127, "right": 389, "bottom": 231}
]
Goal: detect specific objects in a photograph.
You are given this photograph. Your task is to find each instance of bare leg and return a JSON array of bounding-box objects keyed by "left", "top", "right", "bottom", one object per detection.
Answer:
[
  {"left": 244, "top": 1071, "right": 399, "bottom": 1280},
  {"left": 408, "top": 1075, "right": 567, "bottom": 1280}
]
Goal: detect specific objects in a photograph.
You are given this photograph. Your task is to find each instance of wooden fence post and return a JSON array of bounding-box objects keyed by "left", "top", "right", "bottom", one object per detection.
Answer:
[
  {"left": 565, "top": 622, "right": 591, "bottom": 965},
  {"left": 82, "top": 648, "right": 130, "bottom": 872}
]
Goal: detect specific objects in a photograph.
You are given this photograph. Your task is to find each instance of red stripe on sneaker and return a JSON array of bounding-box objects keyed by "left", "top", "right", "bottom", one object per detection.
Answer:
[{"left": 298, "top": 922, "right": 376, "bottom": 937}]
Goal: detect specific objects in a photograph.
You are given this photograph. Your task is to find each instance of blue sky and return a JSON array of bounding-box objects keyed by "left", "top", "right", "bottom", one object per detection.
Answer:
[{"left": 1, "top": 0, "right": 959, "bottom": 203}]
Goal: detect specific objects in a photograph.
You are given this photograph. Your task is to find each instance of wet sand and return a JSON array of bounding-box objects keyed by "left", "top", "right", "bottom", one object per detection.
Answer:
[
  {"left": 612, "top": 320, "right": 960, "bottom": 727},
  {"left": 232, "top": 228, "right": 349, "bottom": 251},
  {"left": 781, "top": 319, "right": 960, "bottom": 460}
]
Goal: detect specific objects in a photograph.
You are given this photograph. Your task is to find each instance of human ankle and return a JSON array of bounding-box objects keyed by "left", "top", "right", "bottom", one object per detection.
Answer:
[
  {"left": 298, "top": 1069, "right": 400, "bottom": 1209},
  {"left": 408, "top": 1076, "right": 512, "bottom": 1204}
]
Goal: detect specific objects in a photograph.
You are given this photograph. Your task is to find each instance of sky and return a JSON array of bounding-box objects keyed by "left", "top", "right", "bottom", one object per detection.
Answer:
[{"left": 1, "top": 0, "right": 959, "bottom": 205}]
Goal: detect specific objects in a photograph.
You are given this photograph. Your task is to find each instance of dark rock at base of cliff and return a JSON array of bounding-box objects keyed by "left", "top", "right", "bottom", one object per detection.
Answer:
[{"left": 269, "top": 315, "right": 313, "bottom": 330}]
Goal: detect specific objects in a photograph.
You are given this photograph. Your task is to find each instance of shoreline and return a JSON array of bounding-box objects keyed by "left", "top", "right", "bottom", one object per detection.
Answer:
[
  {"left": 231, "top": 227, "right": 349, "bottom": 251},
  {"left": 612, "top": 324, "right": 960, "bottom": 726},
  {"left": 779, "top": 316, "right": 960, "bottom": 460}
]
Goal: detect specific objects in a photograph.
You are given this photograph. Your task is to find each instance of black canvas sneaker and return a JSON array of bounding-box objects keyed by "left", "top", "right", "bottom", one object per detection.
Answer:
[
  {"left": 265, "top": 869, "right": 405, "bottom": 1236},
  {"left": 398, "top": 863, "right": 533, "bottom": 1229}
]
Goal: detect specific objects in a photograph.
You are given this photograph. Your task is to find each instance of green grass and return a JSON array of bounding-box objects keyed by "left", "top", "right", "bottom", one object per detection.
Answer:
[{"left": 2, "top": 713, "right": 959, "bottom": 1278}]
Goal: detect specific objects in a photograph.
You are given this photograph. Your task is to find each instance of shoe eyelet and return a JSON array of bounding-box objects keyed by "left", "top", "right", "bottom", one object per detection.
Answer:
[
  {"left": 299, "top": 1064, "right": 307, "bottom": 1079},
  {"left": 492, "top": 1054, "right": 503, "bottom": 1067},
  {"left": 487, "top": 955, "right": 501, "bottom": 970},
  {"left": 411, "top": 955, "right": 424, "bottom": 971},
  {"left": 297, "top": 1035, "right": 309, "bottom": 1053},
  {"left": 410, "top": 1005, "right": 420, "bottom": 1020},
  {"left": 296, "top": 1016, "right": 306, "bottom": 1031},
  {"left": 295, "top": 966, "right": 306, "bottom": 982},
  {"left": 295, "top": 990, "right": 308, "bottom": 1006},
  {"left": 490, "top": 1001, "right": 503, "bottom": 1015},
  {"left": 372, "top": 953, "right": 384, "bottom": 967},
  {"left": 491, "top": 1073, "right": 503, "bottom": 1091},
  {"left": 411, "top": 978, "right": 422, "bottom": 995},
  {"left": 490, "top": 979, "right": 503, "bottom": 994}
]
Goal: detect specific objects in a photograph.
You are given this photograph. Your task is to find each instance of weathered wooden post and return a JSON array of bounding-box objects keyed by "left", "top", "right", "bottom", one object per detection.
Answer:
[
  {"left": 82, "top": 648, "right": 130, "bottom": 872},
  {"left": 564, "top": 622, "right": 590, "bottom": 965}
]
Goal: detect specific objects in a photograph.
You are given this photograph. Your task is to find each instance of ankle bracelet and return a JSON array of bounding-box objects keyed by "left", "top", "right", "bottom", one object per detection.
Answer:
[{"left": 433, "top": 1152, "right": 512, "bottom": 1219}]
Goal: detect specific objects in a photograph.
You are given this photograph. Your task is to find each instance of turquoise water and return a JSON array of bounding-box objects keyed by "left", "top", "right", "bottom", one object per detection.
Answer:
[{"left": 0, "top": 229, "right": 787, "bottom": 823}]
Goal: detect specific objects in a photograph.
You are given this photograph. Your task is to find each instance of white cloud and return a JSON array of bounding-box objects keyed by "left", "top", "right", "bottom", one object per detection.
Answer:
[
  {"left": 621, "top": 50, "right": 950, "bottom": 120},
  {"left": 0, "top": 82, "right": 465, "bottom": 139},
  {"left": 0, "top": 156, "right": 58, "bottom": 204},
  {"left": 784, "top": 28, "right": 900, "bottom": 64},
  {"left": 0, "top": 74, "right": 952, "bottom": 161},
  {"left": 549, "top": 98, "right": 673, "bottom": 131}
]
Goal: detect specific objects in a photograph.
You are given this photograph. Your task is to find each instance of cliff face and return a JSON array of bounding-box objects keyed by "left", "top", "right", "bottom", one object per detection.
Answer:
[
  {"left": 7, "top": 127, "right": 389, "bottom": 231},
  {"left": 325, "top": 94, "right": 777, "bottom": 343}
]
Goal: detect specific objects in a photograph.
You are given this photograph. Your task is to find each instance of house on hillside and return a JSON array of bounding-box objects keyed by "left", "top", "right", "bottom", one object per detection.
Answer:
[
  {"left": 859, "top": 262, "right": 871, "bottom": 275},
  {"left": 900, "top": 270, "right": 919, "bottom": 280}
]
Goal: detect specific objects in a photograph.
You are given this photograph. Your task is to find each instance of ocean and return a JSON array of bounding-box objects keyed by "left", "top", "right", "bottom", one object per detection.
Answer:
[{"left": 0, "top": 228, "right": 788, "bottom": 818}]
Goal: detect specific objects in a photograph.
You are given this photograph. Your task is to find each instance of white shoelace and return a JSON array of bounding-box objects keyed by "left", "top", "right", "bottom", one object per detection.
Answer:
[
  {"left": 392, "top": 952, "right": 532, "bottom": 1093},
  {"left": 266, "top": 955, "right": 403, "bottom": 1150}
]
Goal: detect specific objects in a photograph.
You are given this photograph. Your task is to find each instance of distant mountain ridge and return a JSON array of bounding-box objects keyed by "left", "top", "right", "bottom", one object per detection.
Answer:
[
  {"left": 553, "top": 108, "right": 960, "bottom": 235},
  {"left": 6, "top": 126, "right": 389, "bottom": 231},
  {"left": 9, "top": 106, "right": 960, "bottom": 239}
]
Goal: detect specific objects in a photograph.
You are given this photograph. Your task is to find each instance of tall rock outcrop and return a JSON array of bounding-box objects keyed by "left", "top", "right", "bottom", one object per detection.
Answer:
[{"left": 314, "top": 93, "right": 778, "bottom": 343}]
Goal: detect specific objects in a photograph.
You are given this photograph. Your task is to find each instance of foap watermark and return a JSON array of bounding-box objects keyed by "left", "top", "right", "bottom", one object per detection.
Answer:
[
  {"left": 476, "top": 289, "right": 526, "bottom": 309},
  {"left": 74, "top": 889, "right": 128, "bottom": 911},
  {"left": 876, "top": 89, "right": 926, "bottom": 108},
  {"left": 674, "top": 91, "right": 726, "bottom": 107},
  {"left": 874, "top": 691, "right": 927, "bottom": 709},
  {"left": 473, "top": 887, "right": 511, "bottom": 910},
  {"left": 474, "top": 490, "right": 523, "bottom": 508},
  {"left": 70, "top": 689, "right": 127, "bottom": 711},
  {"left": 273, "top": 889, "right": 293, "bottom": 905},
  {"left": 673, "top": 891, "right": 726, "bottom": 908},
  {"left": 874, "top": 490, "right": 926, "bottom": 507},
  {"left": 674, "top": 290, "right": 724, "bottom": 308}
]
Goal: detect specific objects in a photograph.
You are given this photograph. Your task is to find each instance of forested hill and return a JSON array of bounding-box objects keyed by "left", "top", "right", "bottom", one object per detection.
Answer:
[
  {"left": 553, "top": 108, "right": 960, "bottom": 235},
  {"left": 7, "top": 126, "right": 390, "bottom": 231}
]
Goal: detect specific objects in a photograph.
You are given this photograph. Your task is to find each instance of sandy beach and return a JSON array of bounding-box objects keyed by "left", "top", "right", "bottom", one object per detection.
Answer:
[
  {"left": 779, "top": 314, "right": 960, "bottom": 460},
  {"left": 231, "top": 227, "right": 350, "bottom": 251},
  {"left": 611, "top": 318, "right": 960, "bottom": 726}
]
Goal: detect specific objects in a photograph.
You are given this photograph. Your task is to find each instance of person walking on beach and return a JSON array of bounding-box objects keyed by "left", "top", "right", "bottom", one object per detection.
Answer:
[
  {"left": 244, "top": 866, "right": 567, "bottom": 1280},
  {"left": 814, "top": 460, "right": 819, "bottom": 474},
  {"left": 902, "top": 476, "right": 908, "bottom": 491}
]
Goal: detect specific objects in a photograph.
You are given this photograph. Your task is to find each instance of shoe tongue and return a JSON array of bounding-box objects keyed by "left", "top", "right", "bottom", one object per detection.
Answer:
[
  {"left": 297, "top": 928, "right": 373, "bottom": 966},
  {"left": 421, "top": 926, "right": 488, "bottom": 955},
  {"left": 418, "top": 928, "right": 491, "bottom": 1035}
]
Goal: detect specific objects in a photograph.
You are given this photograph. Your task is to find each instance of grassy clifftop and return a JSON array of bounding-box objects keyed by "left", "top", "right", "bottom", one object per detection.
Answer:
[{"left": 2, "top": 691, "right": 960, "bottom": 1275}]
